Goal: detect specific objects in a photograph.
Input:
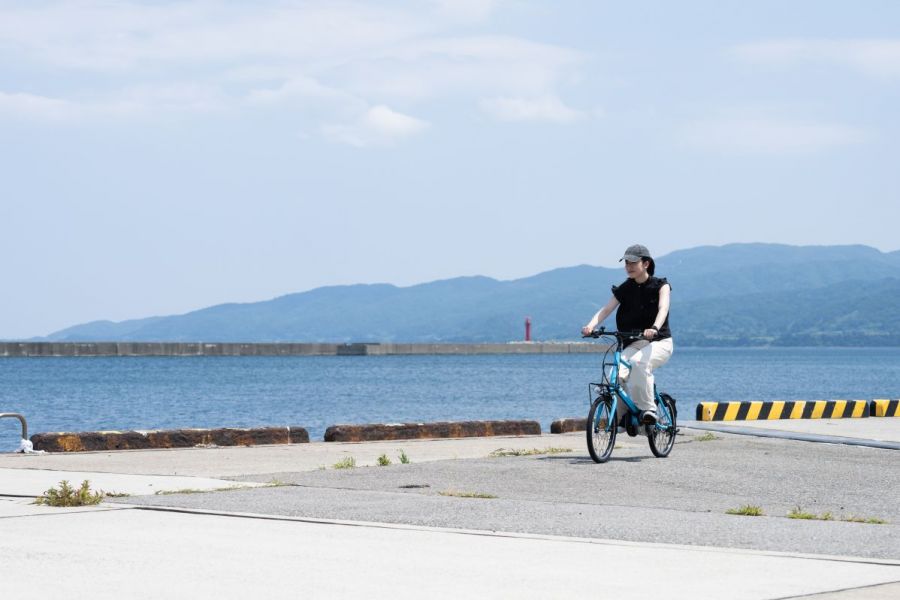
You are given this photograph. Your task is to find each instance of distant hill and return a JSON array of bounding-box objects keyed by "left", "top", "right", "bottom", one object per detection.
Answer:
[{"left": 39, "top": 244, "right": 900, "bottom": 346}]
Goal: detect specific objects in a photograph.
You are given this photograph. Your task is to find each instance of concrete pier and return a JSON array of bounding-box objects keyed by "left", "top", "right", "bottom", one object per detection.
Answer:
[{"left": 0, "top": 341, "right": 606, "bottom": 357}]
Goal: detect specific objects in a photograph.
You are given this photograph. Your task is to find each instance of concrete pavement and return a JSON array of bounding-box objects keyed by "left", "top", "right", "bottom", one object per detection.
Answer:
[
  {"left": 121, "top": 429, "right": 900, "bottom": 559},
  {"left": 1, "top": 419, "right": 899, "bottom": 599},
  {"left": 0, "top": 467, "right": 264, "bottom": 497},
  {"left": 685, "top": 417, "right": 900, "bottom": 448},
  {"left": 0, "top": 432, "right": 583, "bottom": 478},
  {"left": 1, "top": 500, "right": 898, "bottom": 600}
]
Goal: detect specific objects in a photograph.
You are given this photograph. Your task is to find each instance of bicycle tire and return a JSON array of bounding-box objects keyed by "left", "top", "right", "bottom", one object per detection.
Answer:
[
  {"left": 587, "top": 395, "right": 617, "bottom": 463},
  {"left": 647, "top": 395, "right": 676, "bottom": 458}
]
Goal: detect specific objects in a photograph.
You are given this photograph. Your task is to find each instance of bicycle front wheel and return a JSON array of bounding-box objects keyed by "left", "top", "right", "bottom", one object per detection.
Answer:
[
  {"left": 587, "top": 395, "right": 617, "bottom": 463},
  {"left": 648, "top": 394, "right": 676, "bottom": 458}
]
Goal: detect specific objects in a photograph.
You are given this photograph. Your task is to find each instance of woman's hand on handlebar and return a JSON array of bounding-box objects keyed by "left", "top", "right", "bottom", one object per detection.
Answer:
[
  {"left": 642, "top": 328, "right": 658, "bottom": 340},
  {"left": 581, "top": 325, "right": 594, "bottom": 337}
]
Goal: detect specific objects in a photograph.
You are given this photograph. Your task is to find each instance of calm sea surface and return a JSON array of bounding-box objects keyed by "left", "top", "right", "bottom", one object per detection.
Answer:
[{"left": 2, "top": 347, "right": 898, "bottom": 450}]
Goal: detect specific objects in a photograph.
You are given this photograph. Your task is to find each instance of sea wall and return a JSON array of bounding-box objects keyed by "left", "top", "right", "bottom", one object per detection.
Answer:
[{"left": 0, "top": 341, "right": 606, "bottom": 357}]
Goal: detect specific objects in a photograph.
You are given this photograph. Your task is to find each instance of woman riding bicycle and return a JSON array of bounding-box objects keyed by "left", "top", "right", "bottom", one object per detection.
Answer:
[{"left": 581, "top": 244, "right": 673, "bottom": 426}]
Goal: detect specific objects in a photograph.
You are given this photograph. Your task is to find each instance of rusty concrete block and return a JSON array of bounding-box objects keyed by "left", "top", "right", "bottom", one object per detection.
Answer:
[
  {"left": 31, "top": 426, "right": 310, "bottom": 452},
  {"left": 31, "top": 431, "right": 149, "bottom": 452},
  {"left": 210, "top": 427, "right": 290, "bottom": 446},
  {"left": 550, "top": 418, "right": 587, "bottom": 434},
  {"left": 145, "top": 430, "right": 202, "bottom": 448},
  {"left": 289, "top": 427, "right": 310, "bottom": 444},
  {"left": 324, "top": 419, "right": 541, "bottom": 442}
]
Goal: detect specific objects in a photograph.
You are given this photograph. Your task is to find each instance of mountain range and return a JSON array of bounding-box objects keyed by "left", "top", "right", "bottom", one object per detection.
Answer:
[{"left": 39, "top": 243, "right": 900, "bottom": 346}]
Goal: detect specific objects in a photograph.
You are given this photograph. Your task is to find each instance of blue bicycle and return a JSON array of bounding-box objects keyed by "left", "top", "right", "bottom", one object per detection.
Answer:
[{"left": 584, "top": 328, "right": 677, "bottom": 463}]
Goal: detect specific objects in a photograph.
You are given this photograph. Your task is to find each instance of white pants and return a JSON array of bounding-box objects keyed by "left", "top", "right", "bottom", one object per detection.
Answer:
[{"left": 618, "top": 337, "right": 674, "bottom": 416}]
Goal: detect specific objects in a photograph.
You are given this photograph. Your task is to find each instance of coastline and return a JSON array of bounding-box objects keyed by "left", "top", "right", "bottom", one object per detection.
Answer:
[
  {"left": 5, "top": 341, "right": 900, "bottom": 357},
  {"left": 0, "top": 341, "right": 608, "bottom": 357}
]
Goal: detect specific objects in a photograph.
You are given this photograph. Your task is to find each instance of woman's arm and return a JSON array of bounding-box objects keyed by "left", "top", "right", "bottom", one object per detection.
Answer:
[
  {"left": 643, "top": 284, "right": 671, "bottom": 339},
  {"left": 581, "top": 296, "right": 620, "bottom": 335}
]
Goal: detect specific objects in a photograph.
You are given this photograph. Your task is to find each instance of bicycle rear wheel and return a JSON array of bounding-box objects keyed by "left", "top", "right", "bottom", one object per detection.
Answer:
[
  {"left": 587, "top": 395, "right": 616, "bottom": 463},
  {"left": 648, "top": 395, "right": 676, "bottom": 458}
]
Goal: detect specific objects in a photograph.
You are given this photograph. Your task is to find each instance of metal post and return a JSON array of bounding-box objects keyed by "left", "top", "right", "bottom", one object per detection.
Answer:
[{"left": 0, "top": 413, "right": 28, "bottom": 439}]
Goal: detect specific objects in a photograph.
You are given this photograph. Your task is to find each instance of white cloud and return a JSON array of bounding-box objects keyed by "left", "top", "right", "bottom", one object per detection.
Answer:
[
  {"left": 364, "top": 105, "right": 430, "bottom": 137},
  {"left": 108, "top": 83, "right": 229, "bottom": 115},
  {"left": 245, "top": 75, "right": 365, "bottom": 115},
  {"left": 0, "top": 84, "right": 226, "bottom": 122},
  {"left": 323, "top": 105, "right": 430, "bottom": 147},
  {"left": 480, "top": 96, "right": 584, "bottom": 122},
  {"left": 682, "top": 116, "right": 869, "bottom": 155},
  {"left": 430, "top": 0, "right": 501, "bottom": 22},
  {"left": 0, "top": 91, "right": 74, "bottom": 120},
  {"left": 343, "top": 36, "right": 584, "bottom": 102},
  {"left": 0, "top": 2, "right": 427, "bottom": 71},
  {"left": 733, "top": 39, "right": 900, "bottom": 79},
  {"left": 0, "top": 1, "right": 585, "bottom": 140}
]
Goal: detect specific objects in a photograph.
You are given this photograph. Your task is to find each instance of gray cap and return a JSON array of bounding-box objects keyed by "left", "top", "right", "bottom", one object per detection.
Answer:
[{"left": 619, "top": 244, "right": 651, "bottom": 262}]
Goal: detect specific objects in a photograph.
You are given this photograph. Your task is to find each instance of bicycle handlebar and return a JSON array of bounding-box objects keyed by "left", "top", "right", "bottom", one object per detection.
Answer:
[{"left": 581, "top": 327, "right": 646, "bottom": 341}]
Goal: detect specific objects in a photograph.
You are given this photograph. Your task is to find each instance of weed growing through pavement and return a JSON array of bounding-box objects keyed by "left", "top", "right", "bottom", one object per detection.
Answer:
[
  {"left": 787, "top": 506, "right": 819, "bottom": 520},
  {"left": 333, "top": 456, "right": 356, "bottom": 469},
  {"left": 377, "top": 453, "right": 392, "bottom": 466},
  {"left": 842, "top": 515, "right": 888, "bottom": 524},
  {"left": 264, "top": 479, "right": 291, "bottom": 488},
  {"left": 787, "top": 507, "right": 885, "bottom": 523},
  {"left": 398, "top": 449, "right": 410, "bottom": 464},
  {"left": 695, "top": 432, "right": 720, "bottom": 442},
  {"left": 489, "top": 447, "right": 573, "bottom": 458},
  {"left": 34, "top": 480, "right": 103, "bottom": 507},
  {"left": 155, "top": 488, "right": 203, "bottom": 495},
  {"left": 154, "top": 485, "right": 244, "bottom": 495},
  {"left": 726, "top": 505, "right": 764, "bottom": 516},
  {"left": 439, "top": 490, "right": 497, "bottom": 499}
]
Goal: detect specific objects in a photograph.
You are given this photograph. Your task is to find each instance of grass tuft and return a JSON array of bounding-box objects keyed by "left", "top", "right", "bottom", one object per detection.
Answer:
[
  {"left": 842, "top": 515, "right": 888, "bottom": 524},
  {"left": 34, "top": 480, "right": 104, "bottom": 507},
  {"left": 726, "top": 504, "right": 764, "bottom": 516},
  {"left": 398, "top": 449, "right": 410, "bottom": 464},
  {"left": 439, "top": 490, "right": 497, "bottom": 499},
  {"left": 154, "top": 485, "right": 243, "bottom": 495},
  {"left": 695, "top": 432, "right": 720, "bottom": 442},
  {"left": 489, "top": 447, "right": 573, "bottom": 458},
  {"left": 265, "top": 479, "right": 290, "bottom": 487},
  {"left": 787, "top": 506, "right": 818, "bottom": 520},
  {"left": 377, "top": 453, "right": 392, "bottom": 466},
  {"left": 155, "top": 488, "right": 203, "bottom": 495},
  {"left": 333, "top": 456, "right": 356, "bottom": 469},
  {"left": 787, "top": 506, "right": 885, "bottom": 523}
]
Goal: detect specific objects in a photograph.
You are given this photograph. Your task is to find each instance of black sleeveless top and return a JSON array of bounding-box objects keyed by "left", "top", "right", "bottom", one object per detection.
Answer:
[{"left": 612, "top": 276, "right": 672, "bottom": 344}]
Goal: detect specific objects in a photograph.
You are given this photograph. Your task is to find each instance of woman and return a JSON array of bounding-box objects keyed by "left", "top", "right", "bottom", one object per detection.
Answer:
[{"left": 581, "top": 244, "right": 673, "bottom": 427}]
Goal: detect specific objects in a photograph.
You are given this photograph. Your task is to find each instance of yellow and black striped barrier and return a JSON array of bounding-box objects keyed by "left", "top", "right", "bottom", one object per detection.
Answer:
[
  {"left": 872, "top": 399, "right": 900, "bottom": 417},
  {"left": 696, "top": 400, "right": 871, "bottom": 421}
]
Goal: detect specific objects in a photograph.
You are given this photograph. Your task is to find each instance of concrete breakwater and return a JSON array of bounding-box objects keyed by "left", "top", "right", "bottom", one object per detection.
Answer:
[
  {"left": 29, "top": 420, "right": 542, "bottom": 451},
  {"left": 0, "top": 341, "right": 605, "bottom": 357}
]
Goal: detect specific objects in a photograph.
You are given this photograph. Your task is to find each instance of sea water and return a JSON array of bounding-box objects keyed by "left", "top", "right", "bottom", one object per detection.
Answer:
[{"left": 1, "top": 347, "right": 898, "bottom": 450}]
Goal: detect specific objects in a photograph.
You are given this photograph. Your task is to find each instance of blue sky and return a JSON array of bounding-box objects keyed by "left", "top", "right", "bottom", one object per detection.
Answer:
[{"left": 2, "top": 0, "right": 898, "bottom": 338}]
